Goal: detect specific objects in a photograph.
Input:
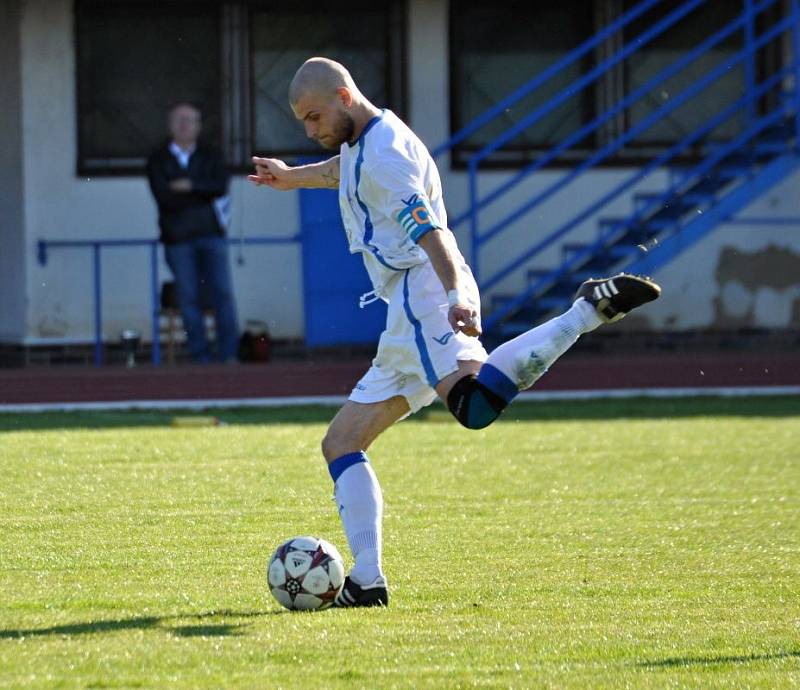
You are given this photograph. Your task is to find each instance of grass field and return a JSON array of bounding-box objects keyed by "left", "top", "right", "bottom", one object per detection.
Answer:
[{"left": 1, "top": 397, "right": 798, "bottom": 689}]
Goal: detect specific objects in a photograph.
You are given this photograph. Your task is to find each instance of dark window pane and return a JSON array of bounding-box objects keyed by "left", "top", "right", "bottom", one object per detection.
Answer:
[
  {"left": 451, "top": 0, "right": 594, "bottom": 165},
  {"left": 623, "top": 1, "right": 745, "bottom": 145},
  {"left": 250, "top": 1, "right": 403, "bottom": 156},
  {"left": 76, "top": 0, "right": 220, "bottom": 173}
]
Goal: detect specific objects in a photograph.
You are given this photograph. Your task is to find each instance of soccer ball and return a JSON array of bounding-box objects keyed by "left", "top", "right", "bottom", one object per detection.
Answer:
[{"left": 267, "top": 536, "right": 345, "bottom": 611}]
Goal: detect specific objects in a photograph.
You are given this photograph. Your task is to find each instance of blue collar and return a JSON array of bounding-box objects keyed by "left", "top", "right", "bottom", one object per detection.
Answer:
[{"left": 349, "top": 109, "right": 386, "bottom": 148}]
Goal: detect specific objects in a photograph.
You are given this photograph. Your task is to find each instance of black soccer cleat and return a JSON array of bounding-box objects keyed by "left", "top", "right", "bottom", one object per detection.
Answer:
[
  {"left": 334, "top": 575, "right": 389, "bottom": 608},
  {"left": 574, "top": 273, "right": 661, "bottom": 323}
]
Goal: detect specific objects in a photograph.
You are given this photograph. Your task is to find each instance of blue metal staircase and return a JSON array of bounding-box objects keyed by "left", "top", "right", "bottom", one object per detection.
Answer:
[{"left": 433, "top": 0, "right": 800, "bottom": 341}]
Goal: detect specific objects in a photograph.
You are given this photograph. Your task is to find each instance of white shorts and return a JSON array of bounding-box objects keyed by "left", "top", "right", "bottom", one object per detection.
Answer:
[{"left": 349, "top": 262, "right": 488, "bottom": 413}]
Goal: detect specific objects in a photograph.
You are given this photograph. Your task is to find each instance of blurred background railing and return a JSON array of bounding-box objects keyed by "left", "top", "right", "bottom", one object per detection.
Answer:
[{"left": 36, "top": 235, "right": 300, "bottom": 366}]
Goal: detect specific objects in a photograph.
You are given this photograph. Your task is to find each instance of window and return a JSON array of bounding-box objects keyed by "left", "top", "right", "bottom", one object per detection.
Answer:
[
  {"left": 75, "top": 1, "right": 405, "bottom": 175},
  {"left": 250, "top": 1, "right": 405, "bottom": 157},
  {"left": 450, "top": 0, "right": 595, "bottom": 167},
  {"left": 622, "top": 0, "right": 784, "bottom": 151},
  {"left": 76, "top": 1, "right": 222, "bottom": 174},
  {"left": 623, "top": 1, "right": 745, "bottom": 148},
  {"left": 449, "top": 0, "right": 790, "bottom": 167}
]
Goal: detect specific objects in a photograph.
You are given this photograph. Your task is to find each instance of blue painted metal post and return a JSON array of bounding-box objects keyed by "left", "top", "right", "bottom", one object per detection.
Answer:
[
  {"left": 792, "top": 0, "right": 800, "bottom": 149},
  {"left": 37, "top": 240, "right": 47, "bottom": 266},
  {"left": 468, "top": 158, "right": 480, "bottom": 285},
  {"left": 150, "top": 242, "right": 161, "bottom": 366},
  {"left": 744, "top": 0, "right": 756, "bottom": 129},
  {"left": 92, "top": 243, "right": 103, "bottom": 366}
]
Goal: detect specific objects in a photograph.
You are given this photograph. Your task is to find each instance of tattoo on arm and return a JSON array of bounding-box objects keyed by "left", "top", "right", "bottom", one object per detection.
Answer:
[{"left": 320, "top": 167, "right": 339, "bottom": 189}]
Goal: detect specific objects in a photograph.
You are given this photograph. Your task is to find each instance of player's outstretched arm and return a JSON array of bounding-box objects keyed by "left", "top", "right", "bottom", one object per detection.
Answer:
[
  {"left": 248, "top": 156, "right": 340, "bottom": 191},
  {"left": 418, "top": 230, "right": 481, "bottom": 337}
]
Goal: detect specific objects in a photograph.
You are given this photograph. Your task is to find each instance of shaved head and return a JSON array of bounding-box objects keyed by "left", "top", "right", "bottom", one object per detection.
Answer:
[
  {"left": 289, "top": 57, "right": 358, "bottom": 106},
  {"left": 288, "top": 56, "right": 379, "bottom": 150}
]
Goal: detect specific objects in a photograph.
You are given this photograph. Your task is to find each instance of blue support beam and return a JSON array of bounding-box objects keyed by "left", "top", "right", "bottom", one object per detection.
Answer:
[
  {"left": 624, "top": 154, "right": 800, "bottom": 276},
  {"left": 150, "top": 243, "right": 161, "bottom": 366},
  {"left": 92, "top": 243, "right": 103, "bottom": 366}
]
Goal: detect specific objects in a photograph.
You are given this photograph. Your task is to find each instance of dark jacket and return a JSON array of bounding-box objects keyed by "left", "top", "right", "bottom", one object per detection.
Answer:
[{"left": 146, "top": 142, "right": 229, "bottom": 245}]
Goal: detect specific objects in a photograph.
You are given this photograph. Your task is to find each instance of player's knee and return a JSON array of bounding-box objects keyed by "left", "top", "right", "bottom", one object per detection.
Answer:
[
  {"left": 321, "top": 427, "right": 358, "bottom": 463},
  {"left": 320, "top": 431, "right": 339, "bottom": 463},
  {"left": 446, "top": 374, "right": 508, "bottom": 430}
]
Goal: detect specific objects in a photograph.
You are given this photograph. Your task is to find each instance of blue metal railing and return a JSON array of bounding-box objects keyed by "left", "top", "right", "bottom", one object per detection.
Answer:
[
  {"left": 432, "top": 0, "right": 800, "bottom": 332},
  {"left": 793, "top": 0, "right": 800, "bottom": 137},
  {"left": 488, "top": 79, "right": 795, "bottom": 328},
  {"left": 37, "top": 235, "right": 300, "bottom": 366},
  {"left": 463, "top": 0, "right": 709, "bottom": 283},
  {"left": 481, "top": 11, "right": 793, "bottom": 291},
  {"left": 450, "top": 0, "right": 779, "bottom": 236},
  {"left": 430, "top": 0, "right": 664, "bottom": 158}
]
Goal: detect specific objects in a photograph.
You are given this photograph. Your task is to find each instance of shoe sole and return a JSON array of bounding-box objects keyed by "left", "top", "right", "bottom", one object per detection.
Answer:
[{"left": 334, "top": 594, "right": 388, "bottom": 608}]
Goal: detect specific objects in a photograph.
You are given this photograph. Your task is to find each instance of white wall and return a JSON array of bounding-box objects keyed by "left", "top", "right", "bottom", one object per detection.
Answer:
[
  {"left": 8, "top": 0, "right": 800, "bottom": 345},
  {"left": 0, "top": 0, "right": 27, "bottom": 342},
  {"left": 407, "top": 0, "right": 449, "bottom": 146}
]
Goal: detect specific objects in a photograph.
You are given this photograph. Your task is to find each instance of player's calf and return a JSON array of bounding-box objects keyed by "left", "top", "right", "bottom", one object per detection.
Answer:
[{"left": 448, "top": 274, "right": 662, "bottom": 431}]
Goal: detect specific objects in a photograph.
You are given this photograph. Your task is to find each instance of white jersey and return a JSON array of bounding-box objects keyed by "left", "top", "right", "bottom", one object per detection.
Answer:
[
  {"left": 337, "top": 110, "right": 488, "bottom": 406},
  {"left": 338, "top": 109, "right": 463, "bottom": 301}
]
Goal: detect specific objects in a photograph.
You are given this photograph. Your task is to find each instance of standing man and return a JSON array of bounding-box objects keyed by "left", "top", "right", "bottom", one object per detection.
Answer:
[
  {"left": 147, "top": 103, "right": 240, "bottom": 363},
  {"left": 249, "top": 58, "right": 661, "bottom": 607}
]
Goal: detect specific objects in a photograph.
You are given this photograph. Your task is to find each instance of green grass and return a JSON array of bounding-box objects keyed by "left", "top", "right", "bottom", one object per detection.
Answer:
[{"left": 1, "top": 397, "right": 798, "bottom": 689}]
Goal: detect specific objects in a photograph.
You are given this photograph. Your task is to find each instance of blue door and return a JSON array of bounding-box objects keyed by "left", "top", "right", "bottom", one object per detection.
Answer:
[{"left": 299, "top": 188, "right": 386, "bottom": 347}]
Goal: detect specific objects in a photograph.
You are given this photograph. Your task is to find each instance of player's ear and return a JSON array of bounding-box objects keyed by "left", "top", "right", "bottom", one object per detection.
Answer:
[{"left": 337, "top": 87, "right": 353, "bottom": 108}]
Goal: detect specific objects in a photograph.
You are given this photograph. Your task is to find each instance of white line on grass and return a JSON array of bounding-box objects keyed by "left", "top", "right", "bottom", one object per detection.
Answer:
[{"left": 1, "top": 386, "right": 798, "bottom": 413}]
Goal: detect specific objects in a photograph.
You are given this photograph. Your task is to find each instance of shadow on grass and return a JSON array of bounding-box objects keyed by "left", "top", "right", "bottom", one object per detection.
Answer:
[
  {"left": 168, "top": 624, "right": 245, "bottom": 637},
  {"left": 0, "top": 609, "right": 284, "bottom": 640},
  {"left": 0, "top": 395, "right": 797, "bottom": 432},
  {"left": 639, "top": 649, "right": 800, "bottom": 668}
]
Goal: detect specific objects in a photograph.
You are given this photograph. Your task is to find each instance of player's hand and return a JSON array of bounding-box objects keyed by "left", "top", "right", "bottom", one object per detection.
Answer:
[
  {"left": 448, "top": 304, "right": 481, "bottom": 337},
  {"left": 248, "top": 157, "right": 295, "bottom": 191}
]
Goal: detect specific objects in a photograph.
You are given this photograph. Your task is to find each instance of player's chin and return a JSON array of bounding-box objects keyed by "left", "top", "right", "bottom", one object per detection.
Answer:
[{"left": 317, "top": 136, "right": 342, "bottom": 150}]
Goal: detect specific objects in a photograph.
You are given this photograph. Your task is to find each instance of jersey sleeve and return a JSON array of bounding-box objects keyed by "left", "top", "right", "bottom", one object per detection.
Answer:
[{"left": 364, "top": 150, "right": 443, "bottom": 244}]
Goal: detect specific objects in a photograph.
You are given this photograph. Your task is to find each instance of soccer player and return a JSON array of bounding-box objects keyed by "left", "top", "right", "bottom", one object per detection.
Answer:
[{"left": 249, "top": 58, "right": 660, "bottom": 607}]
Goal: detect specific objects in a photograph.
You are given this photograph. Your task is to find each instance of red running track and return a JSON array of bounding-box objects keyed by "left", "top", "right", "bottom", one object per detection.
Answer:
[{"left": 1, "top": 351, "right": 799, "bottom": 405}]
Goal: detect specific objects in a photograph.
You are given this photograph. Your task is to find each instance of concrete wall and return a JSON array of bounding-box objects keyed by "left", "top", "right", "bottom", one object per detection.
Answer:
[
  {"left": 6, "top": 0, "right": 800, "bottom": 346},
  {"left": 0, "top": 0, "right": 27, "bottom": 342},
  {"left": 641, "top": 175, "right": 800, "bottom": 331}
]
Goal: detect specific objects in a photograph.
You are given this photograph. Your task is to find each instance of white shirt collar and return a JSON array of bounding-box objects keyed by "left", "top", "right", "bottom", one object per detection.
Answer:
[{"left": 169, "top": 141, "right": 196, "bottom": 169}]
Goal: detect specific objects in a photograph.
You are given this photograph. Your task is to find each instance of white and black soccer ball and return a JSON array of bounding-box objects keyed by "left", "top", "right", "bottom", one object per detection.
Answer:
[{"left": 267, "top": 536, "right": 345, "bottom": 611}]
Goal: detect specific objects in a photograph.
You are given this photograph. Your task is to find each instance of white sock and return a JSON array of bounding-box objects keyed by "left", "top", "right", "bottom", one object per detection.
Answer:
[
  {"left": 483, "top": 298, "right": 603, "bottom": 390},
  {"left": 332, "top": 456, "right": 383, "bottom": 585}
]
